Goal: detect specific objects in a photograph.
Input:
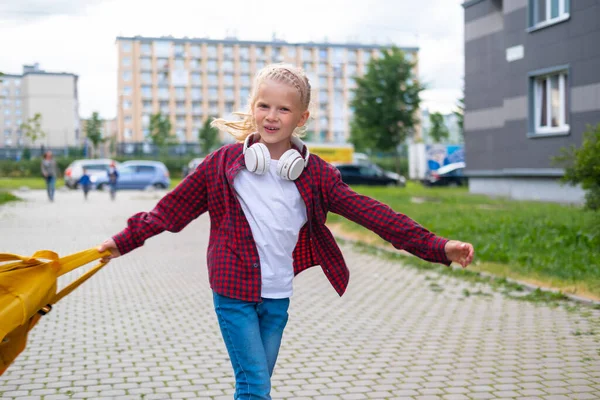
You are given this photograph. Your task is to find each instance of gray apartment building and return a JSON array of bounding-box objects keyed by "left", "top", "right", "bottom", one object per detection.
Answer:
[
  {"left": 0, "top": 63, "right": 80, "bottom": 154},
  {"left": 463, "top": 0, "right": 599, "bottom": 203}
]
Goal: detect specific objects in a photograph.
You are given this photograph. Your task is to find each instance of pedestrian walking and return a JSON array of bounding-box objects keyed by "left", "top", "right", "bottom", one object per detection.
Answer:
[
  {"left": 78, "top": 168, "right": 92, "bottom": 200},
  {"left": 98, "top": 63, "right": 475, "bottom": 399},
  {"left": 107, "top": 161, "right": 119, "bottom": 201},
  {"left": 40, "top": 151, "right": 58, "bottom": 202}
]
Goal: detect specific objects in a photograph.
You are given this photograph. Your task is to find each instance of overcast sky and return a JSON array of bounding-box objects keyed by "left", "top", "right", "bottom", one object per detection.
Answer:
[{"left": 0, "top": 0, "right": 465, "bottom": 119}]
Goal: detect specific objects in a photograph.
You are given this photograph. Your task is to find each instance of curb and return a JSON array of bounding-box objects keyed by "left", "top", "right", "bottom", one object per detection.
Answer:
[{"left": 334, "top": 234, "right": 600, "bottom": 308}]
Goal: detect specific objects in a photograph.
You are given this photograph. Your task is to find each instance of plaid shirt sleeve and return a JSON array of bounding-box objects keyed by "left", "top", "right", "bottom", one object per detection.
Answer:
[
  {"left": 323, "top": 163, "right": 451, "bottom": 266},
  {"left": 112, "top": 160, "right": 209, "bottom": 255}
]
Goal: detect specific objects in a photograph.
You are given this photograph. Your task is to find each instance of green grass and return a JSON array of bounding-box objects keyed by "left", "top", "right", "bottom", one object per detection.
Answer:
[
  {"left": 0, "top": 191, "right": 19, "bottom": 205},
  {"left": 0, "top": 177, "right": 66, "bottom": 190},
  {"left": 328, "top": 182, "right": 600, "bottom": 299}
]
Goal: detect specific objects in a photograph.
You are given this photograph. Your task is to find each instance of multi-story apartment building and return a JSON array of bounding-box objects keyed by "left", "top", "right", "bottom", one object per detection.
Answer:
[
  {"left": 115, "top": 36, "right": 418, "bottom": 147},
  {"left": 0, "top": 63, "right": 80, "bottom": 151},
  {"left": 463, "top": 0, "right": 599, "bottom": 203}
]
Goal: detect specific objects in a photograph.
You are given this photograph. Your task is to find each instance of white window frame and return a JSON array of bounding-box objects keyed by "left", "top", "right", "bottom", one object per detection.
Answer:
[
  {"left": 532, "top": 70, "right": 569, "bottom": 135},
  {"left": 529, "top": 0, "right": 570, "bottom": 30}
]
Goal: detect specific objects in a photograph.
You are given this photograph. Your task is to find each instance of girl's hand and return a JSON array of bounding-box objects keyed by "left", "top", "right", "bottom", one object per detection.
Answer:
[
  {"left": 97, "top": 238, "right": 121, "bottom": 263},
  {"left": 444, "top": 240, "right": 474, "bottom": 268}
]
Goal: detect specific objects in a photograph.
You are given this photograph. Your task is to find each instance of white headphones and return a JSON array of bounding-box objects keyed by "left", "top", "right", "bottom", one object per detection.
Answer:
[{"left": 243, "top": 133, "right": 310, "bottom": 181}]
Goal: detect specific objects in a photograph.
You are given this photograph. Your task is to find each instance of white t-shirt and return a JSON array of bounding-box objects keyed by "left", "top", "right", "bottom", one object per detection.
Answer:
[{"left": 233, "top": 161, "right": 308, "bottom": 299}]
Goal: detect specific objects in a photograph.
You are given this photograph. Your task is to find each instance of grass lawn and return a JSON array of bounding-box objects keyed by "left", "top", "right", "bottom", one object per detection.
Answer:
[
  {"left": 0, "top": 177, "right": 66, "bottom": 190},
  {"left": 327, "top": 182, "right": 600, "bottom": 300},
  {"left": 0, "top": 191, "right": 19, "bottom": 205}
]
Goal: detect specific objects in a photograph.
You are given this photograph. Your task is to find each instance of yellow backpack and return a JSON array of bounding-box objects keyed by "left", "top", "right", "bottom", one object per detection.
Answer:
[{"left": 0, "top": 248, "right": 109, "bottom": 375}]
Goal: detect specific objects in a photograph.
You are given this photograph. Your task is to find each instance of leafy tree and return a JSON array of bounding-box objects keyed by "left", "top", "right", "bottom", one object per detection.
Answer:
[
  {"left": 428, "top": 112, "right": 449, "bottom": 143},
  {"left": 198, "top": 117, "right": 220, "bottom": 155},
  {"left": 85, "top": 111, "right": 105, "bottom": 158},
  {"left": 148, "top": 112, "right": 174, "bottom": 152},
  {"left": 349, "top": 46, "right": 423, "bottom": 173},
  {"left": 554, "top": 124, "right": 600, "bottom": 211},
  {"left": 454, "top": 96, "right": 464, "bottom": 141},
  {"left": 20, "top": 113, "right": 45, "bottom": 148}
]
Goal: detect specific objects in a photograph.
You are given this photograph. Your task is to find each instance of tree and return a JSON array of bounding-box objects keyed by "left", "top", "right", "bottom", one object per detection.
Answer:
[
  {"left": 454, "top": 96, "right": 464, "bottom": 141},
  {"left": 148, "top": 112, "right": 174, "bottom": 152},
  {"left": 20, "top": 113, "right": 45, "bottom": 149},
  {"left": 428, "top": 112, "right": 449, "bottom": 143},
  {"left": 554, "top": 124, "right": 600, "bottom": 211},
  {"left": 85, "top": 111, "right": 105, "bottom": 158},
  {"left": 349, "top": 46, "right": 423, "bottom": 174},
  {"left": 198, "top": 117, "right": 220, "bottom": 155}
]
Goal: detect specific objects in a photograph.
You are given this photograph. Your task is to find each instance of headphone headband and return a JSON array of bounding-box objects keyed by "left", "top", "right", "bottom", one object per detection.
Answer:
[{"left": 244, "top": 133, "right": 309, "bottom": 167}]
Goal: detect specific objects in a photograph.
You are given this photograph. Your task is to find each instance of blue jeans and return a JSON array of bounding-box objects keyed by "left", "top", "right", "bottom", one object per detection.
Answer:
[
  {"left": 213, "top": 292, "right": 290, "bottom": 399},
  {"left": 45, "top": 176, "right": 55, "bottom": 201}
]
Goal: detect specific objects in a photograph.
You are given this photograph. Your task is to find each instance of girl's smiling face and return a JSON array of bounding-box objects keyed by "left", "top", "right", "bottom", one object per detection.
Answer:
[{"left": 252, "top": 79, "right": 309, "bottom": 150}]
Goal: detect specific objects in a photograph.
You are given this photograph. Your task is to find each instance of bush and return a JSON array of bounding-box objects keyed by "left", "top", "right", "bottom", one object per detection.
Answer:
[
  {"left": 0, "top": 155, "right": 193, "bottom": 179},
  {"left": 555, "top": 123, "right": 600, "bottom": 210}
]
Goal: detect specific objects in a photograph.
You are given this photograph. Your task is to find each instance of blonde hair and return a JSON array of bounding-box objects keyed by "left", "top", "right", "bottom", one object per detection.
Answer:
[{"left": 211, "top": 63, "right": 312, "bottom": 142}]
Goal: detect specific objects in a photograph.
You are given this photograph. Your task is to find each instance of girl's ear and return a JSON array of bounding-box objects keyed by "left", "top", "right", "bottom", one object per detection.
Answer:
[{"left": 297, "top": 110, "right": 310, "bottom": 127}]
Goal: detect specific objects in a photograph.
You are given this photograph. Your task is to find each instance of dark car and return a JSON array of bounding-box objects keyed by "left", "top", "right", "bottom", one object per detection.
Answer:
[
  {"left": 424, "top": 162, "right": 467, "bottom": 187},
  {"left": 335, "top": 163, "right": 406, "bottom": 187}
]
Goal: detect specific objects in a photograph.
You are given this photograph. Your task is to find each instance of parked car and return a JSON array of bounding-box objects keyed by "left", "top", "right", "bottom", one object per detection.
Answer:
[
  {"left": 95, "top": 160, "right": 170, "bottom": 190},
  {"left": 64, "top": 159, "right": 119, "bottom": 189},
  {"left": 335, "top": 163, "right": 406, "bottom": 187},
  {"left": 424, "top": 162, "right": 467, "bottom": 187},
  {"left": 182, "top": 157, "right": 205, "bottom": 177}
]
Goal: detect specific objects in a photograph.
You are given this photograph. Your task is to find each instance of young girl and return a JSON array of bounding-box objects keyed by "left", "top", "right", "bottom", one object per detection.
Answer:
[{"left": 98, "top": 63, "right": 474, "bottom": 399}]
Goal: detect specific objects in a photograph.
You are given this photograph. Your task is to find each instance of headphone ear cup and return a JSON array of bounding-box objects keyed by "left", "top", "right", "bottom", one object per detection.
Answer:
[
  {"left": 245, "top": 142, "right": 270, "bottom": 175},
  {"left": 277, "top": 149, "right": 304, "bottom": 180}
]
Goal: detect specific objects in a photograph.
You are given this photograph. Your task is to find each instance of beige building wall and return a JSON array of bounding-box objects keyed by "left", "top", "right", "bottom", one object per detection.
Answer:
[
  {"left": 22, "top": 74, "right": 79, "bottom": 148},
  {"left": 116, "top": 36, "right": 419, "bottom": 145}
]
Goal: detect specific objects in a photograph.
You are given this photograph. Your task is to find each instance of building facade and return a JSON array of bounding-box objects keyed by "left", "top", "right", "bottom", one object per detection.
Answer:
[
  {"left": 463, "top": 0, "right": 598, "bottom": 203},
  {"left": 115, "top": 36, "right": 418, "bottom": 148},
  {"left": 0, "top": 63, "right": 80, "bottom": 150}
]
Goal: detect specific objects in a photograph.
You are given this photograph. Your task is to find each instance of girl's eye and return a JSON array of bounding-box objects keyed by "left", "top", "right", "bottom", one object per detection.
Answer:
[
  {"left": 281, "top": 108, "right": 289, "bottom": 112},
  {"left": 258, "top": 104, "right": 268, "bottom": 109}
]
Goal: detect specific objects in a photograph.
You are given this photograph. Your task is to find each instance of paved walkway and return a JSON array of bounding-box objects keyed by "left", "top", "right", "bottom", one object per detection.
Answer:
[{"left": 1, "top": 189, "right": 599, "bottom": 400}]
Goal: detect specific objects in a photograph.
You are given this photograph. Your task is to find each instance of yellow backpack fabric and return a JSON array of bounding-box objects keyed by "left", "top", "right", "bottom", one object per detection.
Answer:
[{"left": 0, "top": 248, "right": 109, "bottom": 376}]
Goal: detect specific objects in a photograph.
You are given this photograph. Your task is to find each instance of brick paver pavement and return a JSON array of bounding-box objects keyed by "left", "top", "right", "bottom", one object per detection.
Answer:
[{"left": 1, "top": 189, "right": 599, "bottom": 400}]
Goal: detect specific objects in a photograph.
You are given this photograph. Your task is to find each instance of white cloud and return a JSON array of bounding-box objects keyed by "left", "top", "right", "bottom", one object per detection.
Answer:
[{"left": 0, "top": 0, "right": 464, "bottom": 118}]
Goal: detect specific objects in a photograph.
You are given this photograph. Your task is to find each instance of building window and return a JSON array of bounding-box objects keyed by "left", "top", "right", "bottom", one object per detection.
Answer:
[
  {"left": 4, "top": 109, "right": 10, "bottom": 116},
  {"left": 239, "top": 47, "right": 249, "bottom": 59},
  {"left": 240, "top": 61, "right": 250, "bottom": 73},
  {"left": 319, "top": 48, "right": 328, "bottom": 60},
  {"left": 303, "top": 48, "right": 313, "bottom": 60},
  {"left": 207, "top": 60, "right": 218, "bottom": 72},
  {"left": 122, "top": 71, "right": 132, "bottom": 81},
  {"left": 190, "top": 45, "right": 201, "bottom": 57},
  {"left": 207, "top": 45, "right": 218, "bottom": 59},
  {"left": 174, "top": 43, "right": 185, "bottom": 57},
  {"left": 123, "top": 100, "right": 132, "bottom": 109},
  {"left": 174, "top": 59, "right": 185, "bottom": 70},
  {"left": 255, "top": 47, "right": 265, "bottom": 58},
  {"left": 141, "top": 43, "right": 152, "bottom": 55},
  {"left": 124, "top": 115, "right": 132, "bottom": 123},
  {"left": 141, "top": 72, "right": 152, "bottom": 84},
  {"left": 207, "top": 73, "right": 218, "bottom": 86},
  {"left": 122, "top": 56, "right": 131, "bottom": 67},
  {"left": 154, "top": 41, "right": 171, "bottom": 57},
  {"left": 530, "top": 68, "right": 569, "bottom": 135},
  {"left": 286, "top": 47, "right": 296, "bottom": 59},
  {"left": 529, "top": 0, "right": 570, "bottom": 29},
  {"left": 190, "top": 59, "right": 201, "bottom": 69},
  {"left": 222, "top": 61, "right": 234, "bottom": 72},
  {"left": 240, "top": 74, "right": 251, "bottom": 86},
  {"left": 15, "top": 99, "right": 21, "bottom": 107},
  {"left": 191, "top": 72, "right": 202, "bottom": 85},
  {"left": 140, "top": 57, "right": 152, "bottom": 70},
  {"left": 223, "top": 74, "right": 234, "bottom": 86},
  {"left": 122, "top": 41, "right": 132, "bottom": 52},
  {"left": 191, "top": 88, "right": 202, "bottom": 100},
  {"left": 223, "top": 46, "right": 234, "bottom": 59}
]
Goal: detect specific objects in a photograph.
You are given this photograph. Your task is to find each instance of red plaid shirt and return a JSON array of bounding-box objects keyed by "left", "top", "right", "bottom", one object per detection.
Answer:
[{"left": 113, "top": 143, "right": 450, "bottom": 302}]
